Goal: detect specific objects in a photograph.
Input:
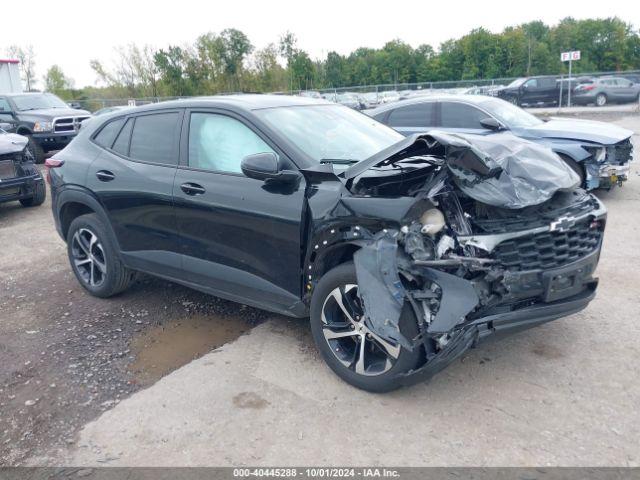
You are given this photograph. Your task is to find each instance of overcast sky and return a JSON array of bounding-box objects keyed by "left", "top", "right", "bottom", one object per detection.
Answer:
[{"left": 4, "top": 0, "right": 638, "bottom": 88}]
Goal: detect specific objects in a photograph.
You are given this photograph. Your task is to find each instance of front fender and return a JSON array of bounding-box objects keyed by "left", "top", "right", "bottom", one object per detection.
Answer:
[{"left": 536, "top": 139, "right": 592, "bottom": 163}]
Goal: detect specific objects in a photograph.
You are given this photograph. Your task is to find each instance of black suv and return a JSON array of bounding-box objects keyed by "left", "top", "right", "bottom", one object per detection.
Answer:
[
  {"left": 0, "top": 92, "right": 91, "bottom": 163},
  {"left": 49, "top": 95, "right": 606, "bottom": 392},
  {"left": 0, "top": 128, "right": 46, "bottom": 207},
  {"left": 496, "top": 76, "right": 563, "bottom": 106}
]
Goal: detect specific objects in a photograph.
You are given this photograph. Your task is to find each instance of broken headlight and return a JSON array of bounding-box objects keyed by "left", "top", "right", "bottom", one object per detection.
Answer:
[
  {"left": 585, "top": 146, "right": 607, "bottom": 163},
  {"left": 420, "top": 208, "right": 446, "bottom": 236}
]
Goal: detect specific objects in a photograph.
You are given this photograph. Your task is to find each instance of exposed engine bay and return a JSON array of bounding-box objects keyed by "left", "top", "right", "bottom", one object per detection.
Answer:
[{"left": 303, "top": 131, "right": 606, "bottom": 384}]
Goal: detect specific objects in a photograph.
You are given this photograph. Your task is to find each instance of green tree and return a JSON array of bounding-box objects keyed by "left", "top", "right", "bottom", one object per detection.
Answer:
[{"left": 43, "top": 65, "right": 73, "bottom": 98}]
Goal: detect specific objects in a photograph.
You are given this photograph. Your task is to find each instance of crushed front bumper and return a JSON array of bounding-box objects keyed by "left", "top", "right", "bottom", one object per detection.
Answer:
[
  {"left": 399, "top": 282, "right": 597, "bottom": 386},
  {"left": 0, "top": 172, "right": 43, "bottom": 203},
  {"left": 595, "top": 163, "right": 630, "bottom": 188}
]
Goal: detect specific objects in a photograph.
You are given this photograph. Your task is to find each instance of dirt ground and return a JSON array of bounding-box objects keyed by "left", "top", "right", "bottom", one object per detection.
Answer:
[
  {"left": 0, "top": 198, "right": 269, "bottom": 465},
  {"left": 1, "top": 112, "right": 639, "bottom": 467}
]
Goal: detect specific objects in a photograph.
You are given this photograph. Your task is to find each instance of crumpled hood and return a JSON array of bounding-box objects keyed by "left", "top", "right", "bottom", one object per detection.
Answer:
[
  {"left": 520, "top": 118, "right": 633, "bottom": 145},
  {"left": 346, "top": 130, "right": 580, "bottom": 209},
  {"left": 0, "top": 132, "right": 28, "bottom": 155}
]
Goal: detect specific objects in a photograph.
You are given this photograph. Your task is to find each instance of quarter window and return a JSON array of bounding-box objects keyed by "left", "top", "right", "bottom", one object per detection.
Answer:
[
  {"left": 440, "top": 103, "right": 488, "bottom": 129},
  {"left": 111, "top": 118, "right": 133, "bottom": 156},
  {"left": 387, "top": 103, "right": 436, "bottom": 128},
  {"left": 94, "top": 118, "right": 125, "bottom": 148},
  {"left": 129, "top": 113, "right": 180, "bottom": 165},
  {"left": 188, "top": 113, "right": 275, "bottom": 174}
]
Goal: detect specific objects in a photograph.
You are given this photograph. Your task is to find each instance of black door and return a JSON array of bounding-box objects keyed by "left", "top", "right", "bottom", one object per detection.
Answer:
[
  {"left": 86, "top": 110, "right": 184, "bottom": 276},
  {"left": 173, "top": 109, "right": 306, "bottom": 315}
]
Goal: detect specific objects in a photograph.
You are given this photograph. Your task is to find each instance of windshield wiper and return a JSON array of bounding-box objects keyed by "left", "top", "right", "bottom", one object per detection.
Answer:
[{"left": 320, "top": 158, "right": 360, "bottom": 165}]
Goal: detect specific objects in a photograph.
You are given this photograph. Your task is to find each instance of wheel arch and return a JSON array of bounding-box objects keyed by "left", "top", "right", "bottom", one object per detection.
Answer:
[
  {"left": 56, "top": 188, "right": 121, "bottom": 252},
  {"left": 305, "top": 233, "right": 363, "bottom": 302}
]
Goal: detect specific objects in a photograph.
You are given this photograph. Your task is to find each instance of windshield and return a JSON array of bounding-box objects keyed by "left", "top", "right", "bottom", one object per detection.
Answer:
[
  {"left": 255, "top": 105, "right": 403, "bottom": 163},
  {"left": 506, "top": 78, "right": 527, "bottom": 88},
  {"left": 481, "top": 98, "right": 543, "bottom": 128},
  {"left": 12, "top": 93, "right": 68, "bottom": 111}
]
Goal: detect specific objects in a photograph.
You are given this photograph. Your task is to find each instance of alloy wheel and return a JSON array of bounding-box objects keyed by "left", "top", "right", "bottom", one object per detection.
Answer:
[
  {"left": 320, "top": 284, "right": 401, "bottom": 376},
  {"left": 596, "top": 94, "right": 607, "bottom": 106},
  {"left": 71, "top": 228, "right": 107, "bottom": 287}
]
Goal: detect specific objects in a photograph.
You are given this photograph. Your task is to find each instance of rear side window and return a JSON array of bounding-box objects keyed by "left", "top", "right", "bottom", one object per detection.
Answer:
[
  {"left": 440, "top": 103, "right": 487, "bottom": 129},
  {"left": 94, "top": 118, "right": 124, "bottom": 148},
  {"left": 112, "top": 118, "right": 133, "bottom": 156},
  {"left": 387, "top": 103, "right": 435, "bottom": 128},
  {"left": 129, "top": 113, "right": 181, "bottom": 165}
]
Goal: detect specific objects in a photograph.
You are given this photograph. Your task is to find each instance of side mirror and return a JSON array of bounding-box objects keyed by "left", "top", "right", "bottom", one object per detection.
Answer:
[
  {"left": 241, "top": 152, "right": 300, "bottom": 184},
  {"left": 480, "top": 117, "right": 504, "bottom": 131}
]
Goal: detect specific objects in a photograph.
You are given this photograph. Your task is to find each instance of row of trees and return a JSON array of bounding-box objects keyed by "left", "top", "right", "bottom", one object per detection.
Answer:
[{"left": 5, "top": 17, "right": 640, "bottom": 102}]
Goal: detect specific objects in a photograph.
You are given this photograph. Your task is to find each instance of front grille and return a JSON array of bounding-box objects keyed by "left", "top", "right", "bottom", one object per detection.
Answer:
[
  {"left": 53, "top": 116, "right": 90, "bottom": 133},
  {"left": 492, "top": 220, "right": 603, "bottom": 271},
  {"left": 471, "top": 191, "right": 598, "bottom": 234},
  {"left": 608, "top": 138, "right": 633, "bottom": 164},
  {"left": 0, "top": 160, "right": 17, "bottom": 179}
]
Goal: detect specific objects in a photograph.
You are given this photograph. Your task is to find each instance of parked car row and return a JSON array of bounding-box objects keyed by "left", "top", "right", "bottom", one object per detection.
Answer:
[
  {"left": 493, "top": 75, "right": 640, "bottom": 107},
  {"left": 310, "top": 72, "right": 640, "bottom": 111},
  {"left": 368, "top": 94, "right": 633, "bottom": 190},
  {"left": 39, "top": 92, "right": 630, "bottom": 392}
]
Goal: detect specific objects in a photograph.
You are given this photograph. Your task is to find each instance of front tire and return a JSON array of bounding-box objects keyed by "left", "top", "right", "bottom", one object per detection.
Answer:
[
  {"left": 310, "top": 262, "right": 422, "bottom": 392},
  {"left": 507, "top": 96, "right": 520, "bottom": 106},
  {"left": 26, "top": 135, "right": 46, "bottom": 164},
  {"left": 66, "top": 214, "right": 136, "bottom": 298},
  {"left": 559, "top": 154, "right": 585, "bottom": 187}
]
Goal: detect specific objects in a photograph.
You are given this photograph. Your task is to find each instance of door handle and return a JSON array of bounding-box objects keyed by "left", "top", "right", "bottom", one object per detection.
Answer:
[
  {"left": 180, "top": 182, "right": 206, "bottom": 195},
  {"left": 96, "top": 170, "right": 115, "bottom": 182}
]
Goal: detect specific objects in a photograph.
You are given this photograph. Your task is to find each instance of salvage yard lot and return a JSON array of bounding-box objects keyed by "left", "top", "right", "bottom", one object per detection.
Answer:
[{"left": 1, "top": 112, "right": 639, "bottom": 467}]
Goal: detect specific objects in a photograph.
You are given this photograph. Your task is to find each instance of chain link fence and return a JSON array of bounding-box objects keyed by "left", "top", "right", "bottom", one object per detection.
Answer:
[{"left": 70, "top": 69, "right": 640, "bottom": 112}]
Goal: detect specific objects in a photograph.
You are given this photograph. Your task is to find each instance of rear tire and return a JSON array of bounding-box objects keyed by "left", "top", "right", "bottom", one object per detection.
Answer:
[
  {"left": 310, "top": 262, "right": 422, "bottom": 392},
  {"left": 19, "top": 178, "right": 46, "bottom": 207},
  {"left": 66, "top": 213, "right": 136, "bottom": 298},
  {"left": 596, "top": 93, "right": 607, "bottom": 107},
  {"left": 26, "top": 135, "right": 46, "bottom": 164}
]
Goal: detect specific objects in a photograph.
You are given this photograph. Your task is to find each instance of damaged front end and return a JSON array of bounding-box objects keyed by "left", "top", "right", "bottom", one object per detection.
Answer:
[{"left": 304, "top": 131, "right": 606, "bottom": 385}]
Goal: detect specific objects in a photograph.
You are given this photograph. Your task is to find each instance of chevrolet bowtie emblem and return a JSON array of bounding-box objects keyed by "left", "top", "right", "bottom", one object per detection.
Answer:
[{"left": 550, "top": 216, "right": 575, "bottom": 233}]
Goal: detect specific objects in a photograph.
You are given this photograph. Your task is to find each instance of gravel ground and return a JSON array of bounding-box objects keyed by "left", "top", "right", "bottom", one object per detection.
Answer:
[
  {"left": 1, "top": 112, "right": 639, "bottom": 466},
  {"left": 0, "top": 197, "right": 268, "bottom": 465}
]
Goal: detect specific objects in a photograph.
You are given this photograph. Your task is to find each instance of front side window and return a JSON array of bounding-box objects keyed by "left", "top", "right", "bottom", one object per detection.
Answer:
[
  {"left": 0, "top": 98, "right": 11, "bottom": 112},
  {"left": 129, "top": 113, "right": 180, "bottom": 165},
  {"left": 440, "top": 103, "right": 487, "bottom": 129},
  {"left": 188, "top": 113, "right": 275, "bottom": 174}
]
